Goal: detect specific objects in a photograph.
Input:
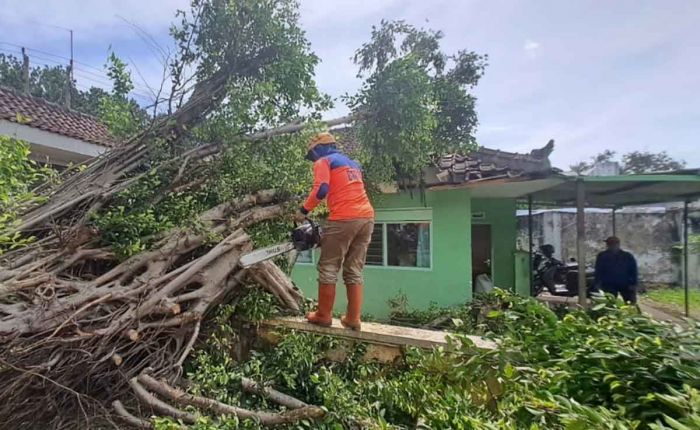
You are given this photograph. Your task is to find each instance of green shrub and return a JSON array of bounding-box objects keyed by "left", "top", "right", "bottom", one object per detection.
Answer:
[
  {"left": 167, "top": 290, "right": 700, "bottom": 429},
  {"left": 0, "top": 137, "right": 53, "bottom": 253}
]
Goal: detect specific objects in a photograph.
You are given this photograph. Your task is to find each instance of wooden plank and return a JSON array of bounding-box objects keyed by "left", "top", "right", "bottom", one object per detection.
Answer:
[
  {"left": 537, "top": 294, "right": 582, "bottom": 304},
  {"left": 262, "top": 317, "right": 496, "bottom": 350},
  {"left": 536, "top": 294, "right": 584, "bottom": 309}
]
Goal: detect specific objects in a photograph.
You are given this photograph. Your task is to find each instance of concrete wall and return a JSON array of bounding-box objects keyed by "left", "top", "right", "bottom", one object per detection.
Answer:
[
  {"left": 517, "top": 207, "right": 700, "bottom": 287},
  {"left": 292, "top": 190, "right": 519, "bottom": 318}
]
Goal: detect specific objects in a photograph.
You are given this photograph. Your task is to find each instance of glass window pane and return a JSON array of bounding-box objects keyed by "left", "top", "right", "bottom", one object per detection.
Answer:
[
  {"left": 365, "top": 224, "right": 384, "bottom": 266},
  {"left": 387, "top": 223, "right": 431, "bottom": 268},
  {"left": 296, "top": 250, "right": 312, "bottom": 264}
]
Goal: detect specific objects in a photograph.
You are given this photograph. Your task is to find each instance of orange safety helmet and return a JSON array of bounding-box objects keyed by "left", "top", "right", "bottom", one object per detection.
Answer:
[{"left": 307, "top": 132, "right": 336, "bottom": 151}]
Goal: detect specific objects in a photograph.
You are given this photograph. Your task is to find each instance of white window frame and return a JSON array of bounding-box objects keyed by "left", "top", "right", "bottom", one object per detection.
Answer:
[
  {"left": 367, "top": 221, "right": 433, "bottom": 271},
  {"left": 295, "top": 207, "right": 434, "bottom": 271},
  {"left": 295, "top": 249, "right": 315, "bottom": 265}
]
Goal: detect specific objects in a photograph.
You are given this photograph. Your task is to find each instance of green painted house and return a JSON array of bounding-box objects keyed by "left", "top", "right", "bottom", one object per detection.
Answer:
[{"left": 292, "top": 134, "right": 555, "bottom": 318}]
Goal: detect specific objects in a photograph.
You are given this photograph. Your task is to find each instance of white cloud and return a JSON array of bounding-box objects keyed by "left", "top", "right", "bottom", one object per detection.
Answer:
[
  {"left": 522, "top": 39, "right": 540, "bottom": 59},
  {"left": 0, "top": 0, "right": 189, "bottom": 104},
  {"left": 299, "top": 0, "right": 401, "bottom": 27},
  {"left": 478, "top": 124, "right": 511, "bottom": 134},
  {"left": 523, "top": 39, "right": 540, "bottom": 51},
  {"left": 0, "top": 0, "right": 188, "bottom": 39},
  {"left": 0, "top": 0, "right": 697, "bottom": 167}
]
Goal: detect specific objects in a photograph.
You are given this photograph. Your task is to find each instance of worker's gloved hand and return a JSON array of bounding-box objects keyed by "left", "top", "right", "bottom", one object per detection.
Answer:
[{"left": 294, "top": 209, "right": 307, "bottom": 223}]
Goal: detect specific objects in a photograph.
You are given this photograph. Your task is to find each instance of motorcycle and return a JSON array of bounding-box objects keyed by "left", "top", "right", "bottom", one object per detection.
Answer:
[{"left": 532, "top": 245, "right": 598, "bottom": 297}]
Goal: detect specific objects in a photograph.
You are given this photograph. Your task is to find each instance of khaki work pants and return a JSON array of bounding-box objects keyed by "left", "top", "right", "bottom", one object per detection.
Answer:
[{"left": 317, "top": 218, "right": 374, "bottom": 285}]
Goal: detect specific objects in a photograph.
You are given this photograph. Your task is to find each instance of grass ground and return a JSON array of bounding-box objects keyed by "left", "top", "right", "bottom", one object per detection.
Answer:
[{"left": 643, "top": 287, "right": 700, "bottom": 318}]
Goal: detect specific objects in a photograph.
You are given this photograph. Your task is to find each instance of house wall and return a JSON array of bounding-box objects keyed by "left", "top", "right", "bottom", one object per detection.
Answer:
[
  {"left": 292, "top": 190, "right": 520, "bottom": 318},
  {"left": 0, "top": 119, "right": 106, "bottom": 166}
]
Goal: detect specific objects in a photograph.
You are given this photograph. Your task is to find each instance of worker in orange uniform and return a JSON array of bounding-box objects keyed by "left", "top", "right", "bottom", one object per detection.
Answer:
[{"left": 295, "top": 132, "right": 375, "bottom": 330}]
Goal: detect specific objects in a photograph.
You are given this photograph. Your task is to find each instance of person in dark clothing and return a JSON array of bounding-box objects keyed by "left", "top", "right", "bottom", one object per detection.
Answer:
[
  {"left": 533, "top": 244, "right": 561, "bottom": 273},
  {"left": 594, "top": 236, "right": 638, "bottom": 303}
]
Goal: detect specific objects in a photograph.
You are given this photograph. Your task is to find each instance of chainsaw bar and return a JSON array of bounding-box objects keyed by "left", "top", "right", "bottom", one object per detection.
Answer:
[{"left": 239, "top": 242, "right": 295, "bottom": 268}]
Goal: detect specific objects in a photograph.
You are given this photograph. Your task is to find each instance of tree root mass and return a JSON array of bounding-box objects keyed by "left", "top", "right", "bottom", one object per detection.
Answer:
[{"left": 0, "top": 188, "right": 315, "bottom": 428}]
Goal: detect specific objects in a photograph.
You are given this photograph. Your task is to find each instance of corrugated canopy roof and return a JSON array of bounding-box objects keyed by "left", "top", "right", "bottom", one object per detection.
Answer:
[{"left": 468, "top": 170, "right": 700, "bottom": 207}]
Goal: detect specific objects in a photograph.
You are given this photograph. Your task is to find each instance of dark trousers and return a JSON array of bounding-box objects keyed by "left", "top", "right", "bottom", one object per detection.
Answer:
[{"left": 602, "top": 284, "right": 637, "bottom": 304}]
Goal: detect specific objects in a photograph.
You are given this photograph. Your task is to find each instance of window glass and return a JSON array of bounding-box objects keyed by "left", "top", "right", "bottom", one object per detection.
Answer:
[
  {"left": 365, "top": 224, "right": 384, "bottom": 266},
  {"left": 296, "top": 250, "right": 313, "bottom": 264},
  {"left": 386, "top": 223, "right": 431, "bottom": 268}
]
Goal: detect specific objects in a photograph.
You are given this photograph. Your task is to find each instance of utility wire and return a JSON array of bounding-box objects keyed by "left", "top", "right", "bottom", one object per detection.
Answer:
[
  {"left": 73, "top": 72, "right": 155, "bottom": 100},
  {"left": 0, "top": 43, "right": 166, "bottom": 99},
  {"left": 1, "top": 41, "right": 159, "bottom": 85}
]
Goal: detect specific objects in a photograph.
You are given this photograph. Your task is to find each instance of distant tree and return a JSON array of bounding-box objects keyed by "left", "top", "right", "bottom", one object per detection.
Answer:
[
  {"left": 0, "top": 54, "right": 73, "bottom": 106},
  {"left": 621, "top": 151, "right": 686, "bottom": 174},
  {"left": 592, "top": 149, "right": 617, "bottom": 164},
  {"left": 570, "top": 149, "right": 685, "bottom": 175},
  {"left": 569, "top": 162, "right": 589, "bottom": 175},
  {"left": 28, "top": 64, "right": 69, "bottom": 104},
  {"left": 0, "top": 52, "right": 149, "bottom": 138},
  {"left": 0, "top": 53, "right": 142, "bottom": 120},
  {"left": 569, "top": 150, "right": 616, "bottom": 174},
  {"left": 71, "top": 86, "right": 111, "bottom": 115},
  {"left": 0, "top": 54, "right": 24, "bottom": 90}
]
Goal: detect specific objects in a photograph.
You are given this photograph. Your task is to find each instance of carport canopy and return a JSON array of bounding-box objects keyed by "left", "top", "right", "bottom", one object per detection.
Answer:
[
  {"left": 467, "top": 169, "right": 700, "bottom": 207},
  {"left": 466, "top": 168, "right": 700, "bottom": 315}
]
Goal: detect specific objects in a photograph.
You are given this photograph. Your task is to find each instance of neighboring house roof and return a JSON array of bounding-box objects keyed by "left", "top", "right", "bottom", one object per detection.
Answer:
[
  {"left": 431, "top": 141, "right": 554, "bottom": 185},
  {"left": 330, "top": 125, "right": 555, "bottom": 187},
  {"left": 0, "top": 86, "right": 115, "bottom": 147}
]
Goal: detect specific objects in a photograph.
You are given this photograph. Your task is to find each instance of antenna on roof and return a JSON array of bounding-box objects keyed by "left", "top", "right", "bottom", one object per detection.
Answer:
[
  {"left": 21, "top": 47, "right": 29, "bottom": 94},
  {"left": 63, "top": 29, "right": 74, "bottom": 109}
]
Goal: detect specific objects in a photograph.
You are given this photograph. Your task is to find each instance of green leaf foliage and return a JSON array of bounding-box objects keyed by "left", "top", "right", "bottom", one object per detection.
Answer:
[
  {"left": 347, "top": 20, "right": 487, "bottom": 186},
  {"left": 165, "top": 290, "right": 700, "bottom": 430},
  {"left": 0, "top": 137, "right": 53, "bottom": 253},
  {"left": 91, "top": 0, "right": 331, "bottom": 258},
  {"left": 97, "top": 52, "right": 149, "bottom": 139}
]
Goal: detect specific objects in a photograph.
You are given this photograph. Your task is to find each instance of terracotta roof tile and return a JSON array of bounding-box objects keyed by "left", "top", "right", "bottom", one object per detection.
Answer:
[
  {"left": 0, "top": 86, "right": 116, "bottom": 147},
  {"left": 329, "top": 125, "right": 554, "bottom": 185}
]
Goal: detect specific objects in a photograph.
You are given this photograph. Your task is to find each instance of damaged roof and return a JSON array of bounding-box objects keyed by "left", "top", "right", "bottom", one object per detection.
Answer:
[
  {"left": 0, "top": 86, "right": 116, "bottom": 147},
  {"left": 330, "top": 125, "right": 555, "bottom": 187}
]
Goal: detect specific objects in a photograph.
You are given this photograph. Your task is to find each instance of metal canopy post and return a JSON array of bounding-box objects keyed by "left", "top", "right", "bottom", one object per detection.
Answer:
[
  {"left": 612, "top": 207, "right": 617, "bottom": 237},
  {"left": 683, "top": 200, "right": 689, "bottom": 318},
  {"left": 528, "top": 195, "right": 534, "bottom": 296},
  {"left": 576, "top": 179, "right": 587, "bottom": 307}
]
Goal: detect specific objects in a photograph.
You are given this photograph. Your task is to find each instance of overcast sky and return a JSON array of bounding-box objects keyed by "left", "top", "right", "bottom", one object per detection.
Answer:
[{"left": 0, "top": 0, "right": 698, "bottom": 170}]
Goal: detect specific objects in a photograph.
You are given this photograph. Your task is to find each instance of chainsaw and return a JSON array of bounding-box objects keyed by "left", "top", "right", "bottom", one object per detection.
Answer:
[{"left": 239, "top": 219, "right": 321, "bottom": 268}]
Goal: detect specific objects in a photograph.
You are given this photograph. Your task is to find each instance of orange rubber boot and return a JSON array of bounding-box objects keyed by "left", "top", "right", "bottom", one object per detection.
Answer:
[
  {"left": 306, "top": 283, "right": 335, "bottom": 327},
  {"left": 341, "top": 284, "right": 363, "bottom": 331}
]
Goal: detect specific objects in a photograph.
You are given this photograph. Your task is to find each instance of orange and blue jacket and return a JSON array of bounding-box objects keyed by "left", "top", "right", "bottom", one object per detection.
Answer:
[{"left": 300, "top": 146, "right": 374, "bottom": 221}]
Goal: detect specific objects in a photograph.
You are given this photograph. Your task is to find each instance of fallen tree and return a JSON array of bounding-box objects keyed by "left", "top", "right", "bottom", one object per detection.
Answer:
[
  {"left": 0, "top": 152, "right": 322, "bottom": 428},
  {"left": 0, "top": 2, "right": 331, "bottom": 427},
  {"left": 0, "top": 2, "right": 487, "bottom": 427}
]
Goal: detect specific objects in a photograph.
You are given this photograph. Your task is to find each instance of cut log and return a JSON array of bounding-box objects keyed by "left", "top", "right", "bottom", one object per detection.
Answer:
[
  {"left": 240, "top": 377, "right": 309, "bottom": 410},
  {"left": 137, "top": 374, "right": 324, "bottom": 426}
]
